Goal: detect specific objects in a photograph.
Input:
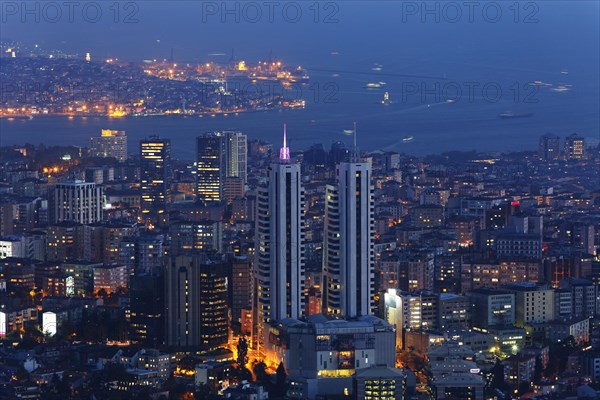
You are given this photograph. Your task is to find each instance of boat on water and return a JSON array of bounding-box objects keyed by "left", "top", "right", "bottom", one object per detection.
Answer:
[
  {"left": 403, "top": 136, "right": 414, "bottom": 143},
  {"left": 528, "top": 80, "right": 552, "bottom": 87},
  {"left": 499, "top": 111, "right": 533, "bottom": 119},
  {"left": 365, "top": 81, "right": 386, "bottom": 89},
  {"left": 381, "top": 92, "right": 391, "bottom": 105},
  {"left": 551, "top": 84, "right": 571, "bottom": 93}
]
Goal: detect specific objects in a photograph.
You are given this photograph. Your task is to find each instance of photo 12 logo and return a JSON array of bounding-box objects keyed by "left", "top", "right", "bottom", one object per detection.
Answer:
[
  {"left": 400, "top": 81, "right": 540, "bottom": 104},
  {"left": 400, "top": 1, "right": 540, "bottom": 23},
  {"left": 200, "top": 1, "right": 340, "bottom": 23},
  {"left": 1, "top": 1, "right": 140, "bottom": 24}
]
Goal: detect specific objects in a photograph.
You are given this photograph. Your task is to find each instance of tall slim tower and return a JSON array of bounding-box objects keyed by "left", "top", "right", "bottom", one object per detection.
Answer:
[
  {"left": 196, "top": 134, "right": 225, "bottom": 203},
  {"left": 323, "top": 123, "right": 375, "bottom": 318},
  {"left": 225, "top": 131, "right": 247, "bottom": 182},
  {"left": 140, "top": 136, "right": 171, "bottom": 227},
  {"left": 164, "top": 254, "right": 228, "bottom": 350},
  {"left": 196, "top": 131, "right": 247, "bottom": 203},
  {"left": 254, "top": 125, "right": 305, "bottom": 352}
]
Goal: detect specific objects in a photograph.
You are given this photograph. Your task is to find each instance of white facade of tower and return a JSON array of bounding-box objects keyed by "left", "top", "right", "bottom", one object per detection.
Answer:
[
  {"left": 51, "top": 180, "right": 104, "bottom": 224},
  {"left": 254, "top": 128, "right": 305, "bottom": 352},
  {"left": 323, "top": 161, "right": 374, "bottom": 318},
  {"left": 225, "top": 131, "right": 247, "bottom": 182}
]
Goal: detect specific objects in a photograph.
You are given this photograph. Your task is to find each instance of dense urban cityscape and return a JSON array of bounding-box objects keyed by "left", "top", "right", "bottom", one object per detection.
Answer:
[
  {"left": 0, "top": 41, "right": 307, "bottom": 118},
  {"left": 0, "top": 124, "right": 598, "bottom": 399},
  {"left": 1, "top": 1, "right": 600, "bottom": 400}
]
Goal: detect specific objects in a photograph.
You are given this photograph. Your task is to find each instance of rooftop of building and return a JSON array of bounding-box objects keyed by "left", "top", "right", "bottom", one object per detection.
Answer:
[
  {"left": 275, "top": 314, "right": 393, "bottom": 334},
  {"left": 353, "top": 365, "right": 405, "bottom": 379},
  {"left": 503, "top": 282, "right": 551, "bottom": 291}
]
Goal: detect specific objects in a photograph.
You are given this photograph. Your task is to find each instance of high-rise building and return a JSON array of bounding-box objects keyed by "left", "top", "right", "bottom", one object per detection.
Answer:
[
  {"left": 90, "top": 129, "right": 128, "bottom": 162},
  {"left": 538, "top": 133, "right": 561, "bottom": 161},
  {"left": 196, "top": 131, "right": 247, "bottom": 203},
  {"left": 323, "top": 134, "right": 374, "bottom": 318},
  {"left": 564, "top": 133, "right": 585, "bottom": 160},
  {"left": 49, "top": 180, "right": 104, "bottom": 224},
  {"left": 120, "top": 234, "right": 164, "bottom": 276},
  {"left": 140, "top": 137, "right": 171, "bottom": 227},
  {"left": 164, "top": 255, "right": 228, "bottom": 350},
  {"left": 168, "top": 219, "right": 223, "bottom": 255},
  {"left": 196, "top": 134, "right": 225, "bottom": 203},
  {"left": 130, "top": 274, "right": 164, "bottom": 347},
  {"left": 224, "top": 131, "right": 247, "bottom": 182},
  {"left": 231, "top": 256, "right": 252, "bottom": 330},
  {"left": 254, "top": 126, "right": 305, "bottom": 352}
]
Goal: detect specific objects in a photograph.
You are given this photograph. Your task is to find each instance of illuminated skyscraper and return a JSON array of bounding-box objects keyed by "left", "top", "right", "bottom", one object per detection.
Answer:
[
  {"left": 165, "top": 255, "right": 228, "bottom": 350},
  {"left": 254, "top": 125, "right": 305, "bottom": 352},
  {"left": 564, "top": 133, "right": 585, "bottom": 160},
  {"left": 140, "top": 137, "right": 171, "bottom": 227},
  {"left": 196, "top": 134, "right": 225, "bottom": 203},
  {"left": 90, "top": 129, "right": 128, "bottom": 162},
  {"left": 196, "top": 131, "right": 247, "bottom": 203},
  {"left": 323, "top": 125, "right": 375, "bottom": 318}
]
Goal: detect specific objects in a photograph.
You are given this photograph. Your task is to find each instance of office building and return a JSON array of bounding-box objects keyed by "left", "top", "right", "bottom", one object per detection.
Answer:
[
  {"left": 196, "top": 133, "right": 225, "bottom": 203},
  {"left": 140, "top": 137, "right": 171, "bottom": 227},
  {"left": 169, "top": 219, "right": 223, "bottom": 255},
  {"left": 353, "top": 366, "right": 406, "bottom": 400},
  {"left": 90, "top": 129, "right": 128, "bottom": 162},
  {"left": 231, "top": 256, "right": 252, "bottom": 329},
  {"left": 323, "top": 138, "right": 374, "bottom": 318},
  {"left": 469, "top": 288, "right": 515, "bottom": 329},
  {"left": 196, "top": 131, "right": 247, "bottom": 204},
  {"left": 271, "top": 314, "right": 395, "bottom": 399},
  {"left": 224, "top": 131, "right": 247, "bottom": 181},
  {"left": 437, "top": 293, "right": 470, "bottom": 330},
  {"left": 254, "top": 126, "right": 305, "bottom": 352},
  {"left": 49, "top": 180, "right": 104, "bottom": 224},
  {"left": 165, "top": 255, "right": 228, "bottom": 350},
  {"left": 130, "top": 274, "right": 164, "bottom": 347}
]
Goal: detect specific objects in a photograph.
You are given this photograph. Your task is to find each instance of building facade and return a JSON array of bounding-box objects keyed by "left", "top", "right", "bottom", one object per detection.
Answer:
[
  {"left": 50, "top": 181, "right": 104, "bottom": 224},
  {"left": 90, "top": 129, "right": 128, "bottom": 162},
  {"left": 254, "top": 128, "right": 305, "bottom": 353},
  {"left": 140, "top": 137, "right": 171, "bottom": 227},
  {"left": 323, "top": 159, "right": 374, "bottom": 318}
]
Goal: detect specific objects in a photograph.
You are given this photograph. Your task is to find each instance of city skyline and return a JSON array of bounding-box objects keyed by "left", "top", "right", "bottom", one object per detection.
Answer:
[{"left": 0, "top": 2, "right": 599, "bottom": 399}]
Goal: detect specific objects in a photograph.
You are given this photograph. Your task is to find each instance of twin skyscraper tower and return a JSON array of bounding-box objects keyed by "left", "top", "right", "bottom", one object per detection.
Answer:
[{"left": 254, "top": 124, "right": 375, "bottom": 353}]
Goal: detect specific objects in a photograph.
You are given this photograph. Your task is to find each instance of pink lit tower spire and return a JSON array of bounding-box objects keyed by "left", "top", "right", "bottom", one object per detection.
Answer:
[{"left": 279, "top": 123, "right": 291, "bottom": 162}]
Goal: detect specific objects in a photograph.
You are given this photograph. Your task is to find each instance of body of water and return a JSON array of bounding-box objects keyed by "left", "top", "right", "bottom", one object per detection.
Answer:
[{"left": 2, "top": 2, "right": 598, "bottom": 158}]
